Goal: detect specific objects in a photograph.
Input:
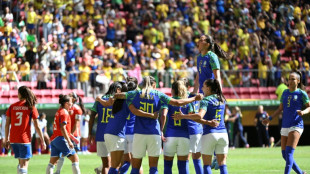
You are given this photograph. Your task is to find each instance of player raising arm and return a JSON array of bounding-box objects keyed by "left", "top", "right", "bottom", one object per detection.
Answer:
[{"left": 263, "top": 71, "right": 310, "bottom": 174}]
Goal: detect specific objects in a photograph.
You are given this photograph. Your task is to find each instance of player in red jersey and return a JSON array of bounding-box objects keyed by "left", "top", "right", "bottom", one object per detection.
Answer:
[
  {"left": 4, "top": 86, "right": 46, "bottom": 174},
  {"left": 55, "top": 92, "right": 85, "bottom": 174},
  {"left": 46, "top": 94, "right": 80, "bottom": 174}
]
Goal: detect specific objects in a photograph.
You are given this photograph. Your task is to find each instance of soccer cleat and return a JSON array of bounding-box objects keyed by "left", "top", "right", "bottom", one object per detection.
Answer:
[
  {"left": 94, "top": 167, "right": 101, "bottom": 174},
  {"left": 211, "top": 158, "right": 218, "bottom": 169}
]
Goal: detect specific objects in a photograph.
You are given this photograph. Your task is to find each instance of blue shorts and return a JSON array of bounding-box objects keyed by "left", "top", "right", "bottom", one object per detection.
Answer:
[
  {"left": 11, "top": 143, "right": 32, "bottom": 159},
  {"left": 27, "top": 24, "right": 35, "bottom": 30},
  {"left": 51, "top": 136, "right": 76, "bottom": 157}
]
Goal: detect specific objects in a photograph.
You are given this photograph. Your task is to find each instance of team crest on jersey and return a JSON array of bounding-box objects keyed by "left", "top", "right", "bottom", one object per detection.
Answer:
[
  {"left": 294, "top": 95, "right": 298, "bottom": 101},
  {"left": 203, "top": 61, "right": 207, "bottom": 67}
]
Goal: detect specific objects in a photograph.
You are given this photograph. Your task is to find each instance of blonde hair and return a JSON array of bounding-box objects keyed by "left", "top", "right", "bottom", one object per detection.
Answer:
[
  {"left": 141, "top": 76, "right": 156, "bottom": 98},
  {"left": 172, "top": 80, "right": 188, "bottom": 99}
]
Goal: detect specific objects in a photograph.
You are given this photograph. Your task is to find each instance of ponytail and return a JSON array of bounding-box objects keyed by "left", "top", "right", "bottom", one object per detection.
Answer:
[
  {"left": 204, "top": 79, "right": 226, "bottom": 103},
  {"left": 204, "top": 35, "right": 230, "bottom": 60},
  {"left": 112, "top": 82, "right": 128, "bottom": 114},
  {"left": 141, "top": 76, "right": 155, "bottom": 98},
  {"left": 77, "top": 96, "right": 86, "bottom": 114},
  {"left": 18, "top": 86, "right": 37, "bottom": 109}
]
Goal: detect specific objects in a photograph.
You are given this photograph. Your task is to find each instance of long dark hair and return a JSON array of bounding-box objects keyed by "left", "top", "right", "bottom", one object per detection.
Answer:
[
  {"left": 71, "top": 92, "right": 86, "bottom": 114},
  {"left": 18, "top": 86, "right": 37, "bottom": 109},
  {"left": 204, "top": 34, "right": 229, "bottom": 60},
  {"left": 105, "top": 82, "right": 123, "bottom": 96},
  {"left": 204, "top": 79, "right": 226, "bottom": 103},
  {"left": 59, "top": 94, "right": 70, "bottom": 108},
  {"left": 291, "top": 70, "right": 305, "bottom": 90},
  {"left": 112, "top": 82, "right": 129, "bottom": 114}
]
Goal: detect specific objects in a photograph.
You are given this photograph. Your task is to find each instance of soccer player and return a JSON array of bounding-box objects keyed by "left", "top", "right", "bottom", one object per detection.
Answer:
[
  {"left": 4, "top": 86, "right": 46, "bottom": 174},
  {"left": 101, "top": 81, "right": 156, "bottom": 174},
  {"left": 263, "top": 71, "right": 310, "bottom": 174},
  {"left": 35, "top": 112, "right": 49, "bottom": 155},
  {"left": 193, "top": 34, "right": 229, "bottom": 169},
  {"left": 0, "top": 109, "right": 7, "bottom": 156},
  {"left": 46, "top": 94, "right": 80, "bottom": 174},
  {"left": 173, "top": 79, "right": 229, "bottom": 174},
  {"left": 193, "top": 34, "right": 229, "bottom": 93},
  {"left": 181, "top": 78, "right": 204, "bottom": 174},
  {"left": 161, "top": 80, "right": 194, "bottom": 174},
  {"left": 254, "top": 105, "right": 270, "bottom": 147},
  {"left": 55, "top": 92, "right": 85, "bottom": 173},
  {"left": 89, "top": 82, "right": 122, "bottom": 174},
  {"left": 114, "top": 76, "right": 203, "bottom": 174}
]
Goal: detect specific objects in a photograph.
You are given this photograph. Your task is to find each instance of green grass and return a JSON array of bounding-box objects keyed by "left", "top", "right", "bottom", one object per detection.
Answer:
[{"left": 0, "top": 146, "right": 309, "bottom": 174}]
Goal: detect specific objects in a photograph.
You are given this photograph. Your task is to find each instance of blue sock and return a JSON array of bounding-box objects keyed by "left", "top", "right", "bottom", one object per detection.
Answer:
[
  {"left": 108, "top": 167, "right": 118, "bottom": 174},
  {"left": 119, "top": 161, "right": 131, "bottom": 174},
  {"left": 282, "top": 150, "right": 302, "bottom": 174},
  {"left": 48, "top": 144, "right": 51, "bottom": 149},
  {"left": 193, "top": 159, "right": 203, "bottom": 174},
  {"left": 177, "top": 160, "right": 189, "bottom": 174},
  {"left": 149, "top": 167, "right": 158, "bottom": 174},
  {"left": 37, "top": 148, "right": 41, "bottom": 153},
  {"left": 1, "top": 147, "right": 5, "bottom": 154},
  {"left": 130, "top": 168, "right": 139, "bottom": 174},
  {"left": 219, "top": 165, "right": 228, "bottom": 174},
  {"left": 164, "top": 160, "right": 173, "bottom": 174},
  {"left": 204, "top": 165, "right": 212, "bottom": 174},
  {"left": 285, "top": 146, "right": 295, "bottom": 174}
]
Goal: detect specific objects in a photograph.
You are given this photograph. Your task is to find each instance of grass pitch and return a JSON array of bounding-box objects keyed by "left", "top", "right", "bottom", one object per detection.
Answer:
[{"left": 0, "top": 146, "right": 309, "bottom": 174}]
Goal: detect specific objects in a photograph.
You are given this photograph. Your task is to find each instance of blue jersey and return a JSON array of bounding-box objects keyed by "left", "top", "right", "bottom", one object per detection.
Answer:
[
  {"left": 125, "top": 112, "right": 136, "bottom": 135},
  {"left": 197, "top": 51, "right": 220, "bottom": 93},
  {"left": 281, "top": 89, "right": 309, "bottom": 129},
  {"left": 187, "top": 93, "right": 203, "bottom": 135},
  {"left": 91, "top": 95, "right": 113, "bottom": 142},
  {"left": 200, "top": 94, "right": 226, "bottom": 135},
  {"left": 126, "top": 89, "right": 171, "bottom": 135},
  {"left": 162, "top": 97, "right": 194, "bottom": 138},
  {"left": 105, "top": 101, "right": 130, "bottom": 138}
]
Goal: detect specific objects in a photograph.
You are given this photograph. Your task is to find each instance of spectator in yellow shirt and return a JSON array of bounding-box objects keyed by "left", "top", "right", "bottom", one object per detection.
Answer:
[
  {"left": 79, "top": 60, "right": 91, "bottom": 97},
  {"left": 8, "top": 58, "right": 18, "bottom": 81},
  {"left": 258, "top": 58, "right": 268, "bottom": 87},
  {"left": 156, "top": 1, "right": 169, "bottom": 19},
  {"left": 19, "top": 58, "right": 31, "bottom": 81},
  {"left": 84, "top": 29, "right": 96, "bottom": 50},
  {"left": 26, "top": 5, "right": 37, "bottom": 34},
  {"left": 112, "top": 63, "right": 125, "bottom": 82}
]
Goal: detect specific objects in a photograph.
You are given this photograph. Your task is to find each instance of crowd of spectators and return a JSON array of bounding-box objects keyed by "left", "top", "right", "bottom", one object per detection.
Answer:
[{"left": 0, "top": 0, "right": 309, "bottom": 97}]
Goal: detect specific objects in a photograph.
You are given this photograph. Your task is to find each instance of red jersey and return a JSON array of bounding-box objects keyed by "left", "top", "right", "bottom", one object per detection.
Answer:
[
  {"left": 51, "top": 108, "right": 71, "bottom": 141},
  {"left": 70, "top": 104, "right": 82, "bottom": 137},
  {"left": 6, "top": 100, "right": 39, "bottom": 143}
]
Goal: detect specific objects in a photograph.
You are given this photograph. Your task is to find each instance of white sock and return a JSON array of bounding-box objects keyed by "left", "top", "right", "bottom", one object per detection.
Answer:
[
  {"left": 46, "top": 163, "right": 54, "bottom": 174},
  {"left": 17, "top": 165, "right": 20, "bottom": 174},
  {"left": 72, "top": 162, "right": 80, "bottom": 174},
  {"left": 56, "top": 157, "right": 65, "bottom": 173},
  {"left": 19, "top": 168, "right": 27, "bottom": 174}
]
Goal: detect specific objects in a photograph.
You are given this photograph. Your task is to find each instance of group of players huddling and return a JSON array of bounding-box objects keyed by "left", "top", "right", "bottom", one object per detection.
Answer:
[{"left": 4, "top": 35, "right": 310, "bottom": 174}]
